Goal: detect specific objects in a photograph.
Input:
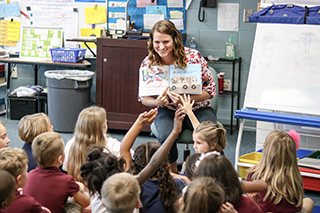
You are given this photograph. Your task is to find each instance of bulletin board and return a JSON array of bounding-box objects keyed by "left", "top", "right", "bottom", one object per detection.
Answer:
[
  {"left": 2, "top": 0, "right": 107, "bottom": 57},
  {"left": 108, "top": 0, "right": 186, "bottom": 33}
]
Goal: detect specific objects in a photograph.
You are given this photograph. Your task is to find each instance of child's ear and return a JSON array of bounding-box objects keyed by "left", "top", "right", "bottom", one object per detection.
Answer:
[
  {"left": 135, "top": 200, "right": 140, "bottom": 209},
  {"left": 1, "top": 199, "right": 11, "bottom": 209},
  {"left": 209, "top": 142, "right": 216, "bottom": 151},
  {"left": 57, "top": 155, "right": 64, "bottom": 164},
  {"left": 16, "top": 174, "right": 22, "bottom": 186}
]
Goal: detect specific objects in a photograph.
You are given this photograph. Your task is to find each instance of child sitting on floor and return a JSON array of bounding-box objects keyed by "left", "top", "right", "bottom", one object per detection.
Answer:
[
  {"left": 86, "top": 108, "right": 185, "bottom": 213},
  {"left": 0, "top": 121, "right": 10, "bottom": 149},
  {"left": 180, "top": 94, "right": 227, "bottom": 155},
  {"left": 18, "top": 113, "right": 53, "bottom": 172},
  {"left": 0, "top": 147, "right": 50, "bottom": 213},
  {"left": 179, "top": 177, "right": 238, "bottom": 213},
  {"left": 247, "top": 130, "right": 314, "bottom": 213},
  {"left": 0, "top": 169, "right": 15, "bottom": 210},
  {"left": 23, "top": 132, "right": 90, "bottom": 213}
]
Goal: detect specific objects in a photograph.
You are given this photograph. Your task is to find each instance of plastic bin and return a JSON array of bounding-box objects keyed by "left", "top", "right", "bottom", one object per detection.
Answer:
[
  {"left": 50, "top": 47, "right": 86, "bottom": 63},
  {"left": 257, "top": 148, "right": 314, "bottom": 160},
  {"left": 238, "top": 152, "right": 262, "bottom": 179},
  {"left": 8, "top": 94, "right": 47, "bottom": 120},
  {"left": 45, "top": 70, "right": 94, "bottom": 132},
  {"left": 306, "top": 151, "right": 320, "bottom": 159}
]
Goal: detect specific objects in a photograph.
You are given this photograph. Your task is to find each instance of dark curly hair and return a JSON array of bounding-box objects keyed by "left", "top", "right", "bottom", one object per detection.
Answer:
[
  {"left": 80, "top": 146, "right": 126, "bottom": 198},
  {"left": 129, "top": 142, "right": 178, "bottom": 213}
]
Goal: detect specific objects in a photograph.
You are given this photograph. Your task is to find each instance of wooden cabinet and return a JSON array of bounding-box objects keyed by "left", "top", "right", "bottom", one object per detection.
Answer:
[{"left": 96, "top": 38, "right": 151, "bottom": 131}]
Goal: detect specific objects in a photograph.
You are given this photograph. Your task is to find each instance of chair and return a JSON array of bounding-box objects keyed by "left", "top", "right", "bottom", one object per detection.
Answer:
[{"left": 150, "top": 66, "right": 220, "bottom": 162}]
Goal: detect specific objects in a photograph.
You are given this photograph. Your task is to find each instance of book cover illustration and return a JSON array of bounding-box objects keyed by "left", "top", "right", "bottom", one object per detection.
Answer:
[{"left": 139, "top": 64, "right": 202, "bottom": 97}]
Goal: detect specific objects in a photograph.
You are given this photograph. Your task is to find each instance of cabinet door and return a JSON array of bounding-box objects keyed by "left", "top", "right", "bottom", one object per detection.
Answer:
[{"left": 96, "top": 38, "right": 151, "bottom": 131}]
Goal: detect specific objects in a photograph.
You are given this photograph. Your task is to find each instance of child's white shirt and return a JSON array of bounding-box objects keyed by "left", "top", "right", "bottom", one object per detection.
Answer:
[{"left": 62, "top": 135, "right": 134, "bottom": 172}]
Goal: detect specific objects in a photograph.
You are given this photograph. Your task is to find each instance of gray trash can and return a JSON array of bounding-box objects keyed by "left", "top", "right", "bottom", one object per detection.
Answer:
[{"left": 45, "top": 70, "right": 95, "bottom": 132}]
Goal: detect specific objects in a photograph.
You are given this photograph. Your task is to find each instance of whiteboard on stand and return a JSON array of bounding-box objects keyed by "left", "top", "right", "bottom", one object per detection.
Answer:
[{"left": 244, "top": 23, "right": 320, "bottom": 116}]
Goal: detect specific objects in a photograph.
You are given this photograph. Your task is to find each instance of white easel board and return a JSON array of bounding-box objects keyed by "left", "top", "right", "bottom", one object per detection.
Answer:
[{"left": 244, "top": 23, "right": 320, "bottom": 116}]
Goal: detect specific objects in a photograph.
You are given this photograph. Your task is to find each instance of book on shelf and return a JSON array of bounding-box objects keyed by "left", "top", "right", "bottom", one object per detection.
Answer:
[{"left": 139, "top": 64, "right": 202, "bottom": 97}]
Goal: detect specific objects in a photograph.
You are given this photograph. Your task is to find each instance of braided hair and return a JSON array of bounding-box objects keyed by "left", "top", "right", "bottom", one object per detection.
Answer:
[{"left": 80, "top": 146, "right": 126, "bottom": 198}]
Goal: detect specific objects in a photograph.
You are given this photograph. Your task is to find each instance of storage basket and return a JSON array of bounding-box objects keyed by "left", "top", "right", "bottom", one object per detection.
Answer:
[
  {"left": 50, "top": 47, "right": 86, "bottom": 63},
  {"left": 238, "top": 152, "right": 262, "bottom": 179}
]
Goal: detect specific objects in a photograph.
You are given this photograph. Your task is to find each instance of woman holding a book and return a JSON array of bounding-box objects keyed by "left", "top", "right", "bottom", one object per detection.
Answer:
[{"left": 138, "top": 20, "right": 217, "bottom": 173}]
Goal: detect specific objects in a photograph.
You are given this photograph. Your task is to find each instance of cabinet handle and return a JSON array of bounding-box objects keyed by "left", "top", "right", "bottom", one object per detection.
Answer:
[{"left": 103, "top": 58, "right": 107, "bottom": 62}]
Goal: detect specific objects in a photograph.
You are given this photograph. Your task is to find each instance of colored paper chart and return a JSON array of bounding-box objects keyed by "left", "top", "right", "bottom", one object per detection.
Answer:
[
  {"left": 20, "top": 27, "right": 63, "bottom": 59},
  {"left": 0, "top": 20, "right": 16, "bottom": 46}
]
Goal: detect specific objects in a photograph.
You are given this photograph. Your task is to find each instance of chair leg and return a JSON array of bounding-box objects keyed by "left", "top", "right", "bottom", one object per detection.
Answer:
[{"left": 183, "top": 144, "right": 190, "bottom": 161}]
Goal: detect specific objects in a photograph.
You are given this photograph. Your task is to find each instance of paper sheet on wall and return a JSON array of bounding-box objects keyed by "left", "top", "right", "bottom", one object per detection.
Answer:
[
  {"left": 167, "top": 0, "right": 183, "bottom": 8},
  {"left": 217, "top": 3, "right": 239, "bottom": 31},
  {"left": 170, "top": 19, "right": 184, "bottom": 30},
  {"left": 85, "top": 6, "right": 107, "bottom": 24},
  {"left": 0, "top": 2, "right": 20, "bottom": 18},
  {"left": 31, "top": 0, "right": 74, "bottom": 9},
  {"left": 170, "top": 11, "right": 183, "bottom": 19},
  {"left": 7, "top": 21, "right": 20, "bottom": 41},
  {"left": 0, "top": 20, "right": 17, "bottom": 46},
  {"left": 146, "top": 5, "right": 167, "bottom": 19},
  {"left": 31, "top": 9, "right": 78, "bottom": 48},
  {"left": 136, "top": 0, "right": 157, "bottom": 8},
  {"left": 80, "top": 28, "right": 101, "bottom": 48},
  {"left": 143, "top": 14, "right": 164, "bottom": 30}
]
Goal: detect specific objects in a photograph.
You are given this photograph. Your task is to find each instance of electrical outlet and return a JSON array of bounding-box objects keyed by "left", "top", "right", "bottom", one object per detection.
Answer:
[
  {"left": 224, "top": 79, "right": 231, "bottom": 91},
  {"left": 12, "top": 67, "right": 18, "bottom": 78}
]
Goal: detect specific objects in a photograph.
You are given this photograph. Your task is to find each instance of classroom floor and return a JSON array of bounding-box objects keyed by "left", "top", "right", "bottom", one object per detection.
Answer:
[{"left": 1, "top": 115, "right": 320, "bottom": 210}]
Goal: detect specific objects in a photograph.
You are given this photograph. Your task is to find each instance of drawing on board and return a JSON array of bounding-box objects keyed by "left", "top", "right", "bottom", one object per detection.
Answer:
[{"left": 244, "top": 23, "right": 320, "bottom": 116}]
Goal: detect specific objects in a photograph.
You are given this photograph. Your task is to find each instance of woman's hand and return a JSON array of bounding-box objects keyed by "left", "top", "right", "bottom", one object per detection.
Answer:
[
  {"left": 180, "top": 94, "right": 195, "bottom": 115},
  {"left": 137, "top": 108, "right": 158, "bottom": 125},
  {"left": 156, "top": 86, "right": 169, "bottom": 106},
  {"left": 167, "top": 91, "right": 182, "bottom": 105},
  {"left": 173, "top": 107, "right": 185, "bottom": 134}
]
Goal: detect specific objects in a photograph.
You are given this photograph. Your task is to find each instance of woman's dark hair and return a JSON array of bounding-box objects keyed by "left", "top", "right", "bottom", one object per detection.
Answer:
[
  {"left": 80, "top": 146, "right": 126, "bottom": 198},
  {"left": 129, "top": 142, "right": 177, "bottom": 213},
  {"left": 194, "top": 155, "right": 242, "bottom": 205}
]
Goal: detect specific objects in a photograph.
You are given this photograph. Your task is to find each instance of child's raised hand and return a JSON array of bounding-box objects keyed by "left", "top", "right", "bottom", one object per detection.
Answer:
[
  {"left": 156, "top": 86, "right": 169, "bottom": 106},
  {"left": 137, "top": 108, "right": 158, "bottom": 125},
  {"left": 219, "top": 202, "right": 238, "bottom": 213},
  {"left": 173, "top": 108, "right": 185, "bottom": 134},
  {"left": 180, "top": 94, "right": 195, "bottom": 115},
  {"left": 167, "top": 91, "right": 182, "bottom": 105}
]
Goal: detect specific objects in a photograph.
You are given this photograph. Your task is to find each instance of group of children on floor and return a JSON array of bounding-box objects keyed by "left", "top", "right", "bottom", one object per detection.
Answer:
[{"left": 0, "top": 94, "right": 315, "bottom": 213}]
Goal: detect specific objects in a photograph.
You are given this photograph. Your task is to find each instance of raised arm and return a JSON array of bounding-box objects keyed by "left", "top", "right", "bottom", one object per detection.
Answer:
[
  {"left": 180, "top": 94, "right": 200, "bottom": 129},
  {"left": 120, "top": 108, "right": 158, "bottom": 171},
  {"left": 136, "top": 108, "right": 185, "bottom": 186}
]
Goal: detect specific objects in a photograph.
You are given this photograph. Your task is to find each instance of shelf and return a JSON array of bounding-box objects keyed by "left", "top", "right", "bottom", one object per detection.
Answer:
[
  {"left": 0, "top": 82, "right": 7, "bottom": 87},
  {"left": 219, "top": 91, "right": 240, "bottom": 96},
  {"left": 207, "top": 57, "right": 242, "bottom": 135}
]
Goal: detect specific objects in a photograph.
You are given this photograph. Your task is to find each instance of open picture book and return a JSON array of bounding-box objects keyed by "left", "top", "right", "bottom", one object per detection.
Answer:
[{"left": 139, "top": 64, "right": 202, "bottom": 97}]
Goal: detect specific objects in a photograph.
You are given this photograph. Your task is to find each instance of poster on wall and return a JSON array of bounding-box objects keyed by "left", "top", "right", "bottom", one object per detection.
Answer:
[{"left": 20, "top": 27, "right": 63, "bottom": 59}]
